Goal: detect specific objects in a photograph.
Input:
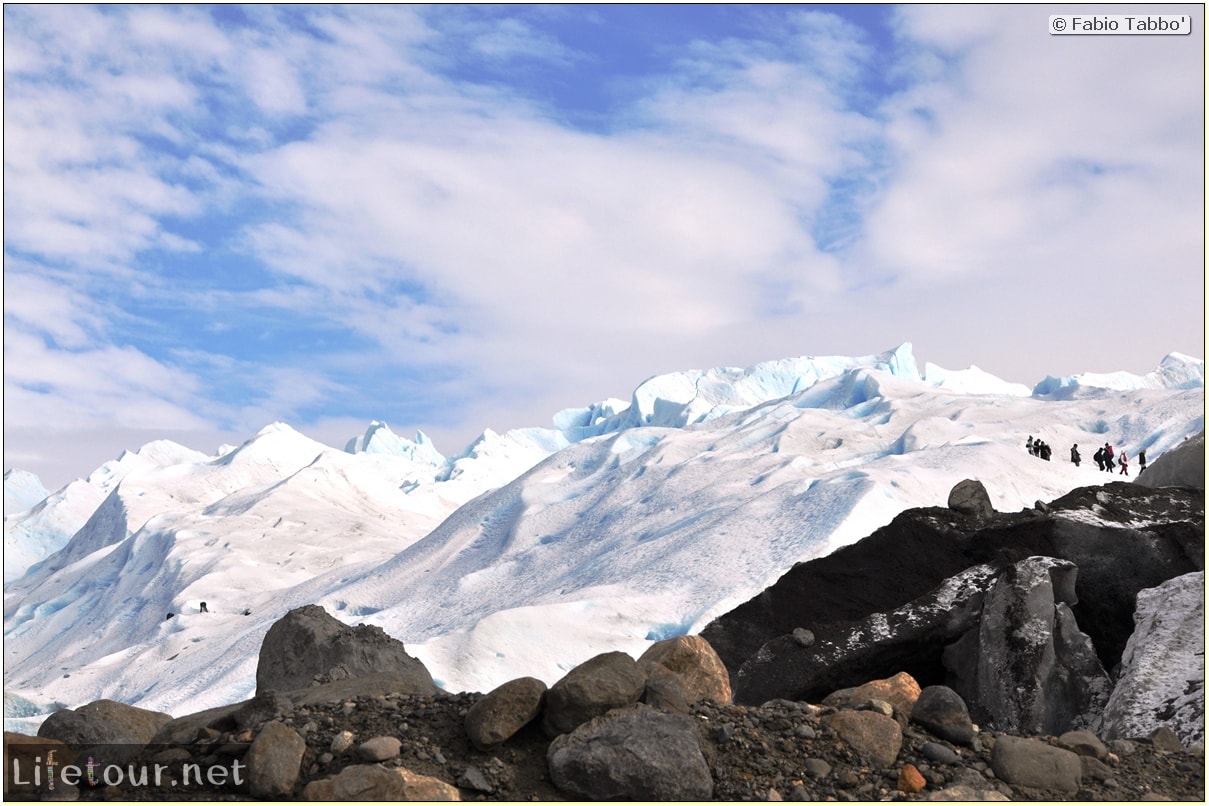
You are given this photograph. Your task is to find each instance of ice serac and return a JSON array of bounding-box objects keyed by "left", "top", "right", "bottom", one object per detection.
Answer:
[
  {"left": 4, "top": 469, "right": 49, "bottom": 514},
  {"left": 568, "top": 343, "right": 923, "bottom": 437},
  {"left": 344, "top": 421, "right": 446, "bottom": 468},
  {"left": 1032, "top": 352, "right": 1206, "bottom": 396}
]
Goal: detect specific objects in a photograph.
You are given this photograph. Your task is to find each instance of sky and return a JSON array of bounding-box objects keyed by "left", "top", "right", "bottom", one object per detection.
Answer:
[{"left": 3, "top": 4, "right": 1205, "bottom": 491}]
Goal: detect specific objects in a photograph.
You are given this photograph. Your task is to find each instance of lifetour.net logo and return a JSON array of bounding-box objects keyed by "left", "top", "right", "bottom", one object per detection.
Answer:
[{"left": 5, "top": 740, "right": 246, "bottom": 800}]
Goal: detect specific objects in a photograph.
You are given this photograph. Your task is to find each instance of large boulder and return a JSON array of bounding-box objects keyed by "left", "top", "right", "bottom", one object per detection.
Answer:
[
  {"left": 465, "top": 676, "right": 547, "bottom": 750},
  {"left": 1094, "top": 571, "right": 1204, "bottom": 747},
  {"left": 245, "top": 721, "right": 306, "bottom": 799},
  {"left": 948, "top": 479, "right": 995, "bottom": 521},
  {"left": 73, "top": 700, "right": 173, "bottom": 744},
  {"left": 636, "top": 635, "right": 731, "bottom": 705},
  {"left": 954, "top": 557, "right": 1111, "bottom": 734},
  {"left": 546, "top": 704, "right": 713, "bottom": 800},
  {"left": 38, "top": 700, "right": 172, "bottom": 746},
  {"left": 990, "top": 735, "right": 1082, "bottom": 793},
  {"left": 825, "top": 710, "right": 903, "bottom": 768},
  {"left": 255, "top": 605, "right": 435, "bottom": 696},
  {"left": 911, "top": 685, "right": 976, "bottom": 746},
  {"left": 541, "top": 651, "right": 646, "bottom": 737}
]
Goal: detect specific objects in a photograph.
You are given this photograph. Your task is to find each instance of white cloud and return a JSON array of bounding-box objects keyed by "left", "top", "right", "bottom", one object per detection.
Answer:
[{"left": 3, "top": 5, "right": 1202, "bottom": 490}]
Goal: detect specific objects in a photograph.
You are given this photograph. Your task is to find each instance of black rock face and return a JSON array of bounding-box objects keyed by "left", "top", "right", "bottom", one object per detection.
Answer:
[{"left": 700, "top": 482, "right": 1204, "bottom": 708}]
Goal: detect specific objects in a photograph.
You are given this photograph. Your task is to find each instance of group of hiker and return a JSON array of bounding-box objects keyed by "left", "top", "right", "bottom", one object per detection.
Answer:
[
  {"left": 1030, "top": 436, "right": 1146, "bottom": 476},
  {"left": 1026, "top": 436, "right": 1054, "bottom": 461}
]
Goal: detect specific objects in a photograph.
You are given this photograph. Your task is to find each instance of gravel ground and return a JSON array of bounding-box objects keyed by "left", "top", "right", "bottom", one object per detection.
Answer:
[{"left": 89, "top": 689, "right": 1205, "bottom": 801}]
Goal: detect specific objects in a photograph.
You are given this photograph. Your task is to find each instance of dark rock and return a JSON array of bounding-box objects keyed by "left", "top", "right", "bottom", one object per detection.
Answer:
[
  {"left": 703, "top": 483, "right": 1202, "bottom": 722},
  {"left": 961, "top": 557, "right": 1111, "bottom": 734},
  {"left": 37, "top": 709, "right": 126, "bottom": 746},
  {"left": 701, "top": 504, "right": 994, "bottom": 678},
  {"left": 457, "top": 765, "right": 495, "bottom": 793},
  {"left": 803, "top": 758, "right": 832, "bottom": 779},
  {"left": 920, "top": 740, "right": 962, "bottom": 764},
  {"left": 948, "top": 479, "right": 994, "bottom": 520},
  {"left": 541, "top": 650, "right": 646, "bottom": 737},
  {"left": 732, "top": 564, "right": 995, "bottom": 705},
  {"left": 546, "top": 704, "right": 713, "bottom": 800},
  {"left": 912, "top": 686, "right": 976, "bottom": 746},
  {"left": 255, "top": 604, "right": 435, "bottom": 696},
  {"left": 39, "top": 699, "right": 172, "bottom": 747}
]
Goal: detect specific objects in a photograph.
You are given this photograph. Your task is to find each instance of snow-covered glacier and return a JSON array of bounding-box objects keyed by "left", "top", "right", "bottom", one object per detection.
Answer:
[{"left": 3, "top": 344, "right": 1204, "bottom": 731}]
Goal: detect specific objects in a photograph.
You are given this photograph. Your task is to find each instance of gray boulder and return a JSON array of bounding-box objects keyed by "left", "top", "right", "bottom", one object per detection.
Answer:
[
  {"left": 960, "top": 557, "right": 1111, "bottom": 734},
  {"left": 990, "top": 735, "right": 1082, "bottom": 793},
  {"left": 255, "top": 604, "right": 435, "bottom": 696},
  {"left": 541, "top": 651, "right": 646, "bottom": 737},
  {"left": 546, "top": 704, "right": 713, "bottom": 800},
  {"left": 37, "top": 708, "right": 126, "bottom": 745},
  {"left": 948, "top": 479, "right": 995, "bottom": 520},
  {"left": 38, "top": 699, "right": 172, "bottom": 746}
]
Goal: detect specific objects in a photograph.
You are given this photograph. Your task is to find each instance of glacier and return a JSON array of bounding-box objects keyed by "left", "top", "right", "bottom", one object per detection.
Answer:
[{"left": 3, "top": 343, "right": 1204, "bottom": 732}]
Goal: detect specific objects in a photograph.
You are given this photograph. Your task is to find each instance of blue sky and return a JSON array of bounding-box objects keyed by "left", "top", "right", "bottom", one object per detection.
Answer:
[{"left": 4, "top": 4, "right": 1205, "bottom": 490}]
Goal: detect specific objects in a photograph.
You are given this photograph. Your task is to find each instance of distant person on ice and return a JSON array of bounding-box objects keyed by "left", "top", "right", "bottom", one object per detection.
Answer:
[
  {"left": 1026, "top": 436, "right": 1034, "bottom": 454},
  {"left": 1070, "top": 444, "right": 1080, "bottom": 467},
  {"left": 200, "top": 602, "right": 208, "bottom": 613},
  {"left": 1119, "top": 453, "right": 1129, "bottom": 476},
  {"left": 1094, "top": 447, "right": 1105, "bottom": 471},
  {"left": 1103, "top": 443, "right": 1115, "bottom": 472},
  {"left": 1138, "top": 448, "right": 1147, "bottom": 474}
]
